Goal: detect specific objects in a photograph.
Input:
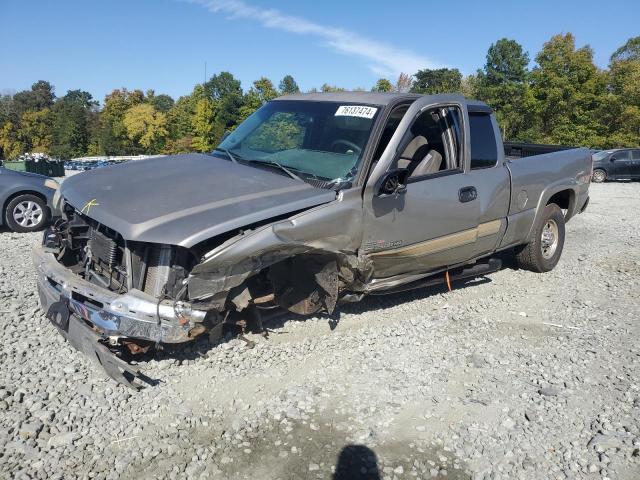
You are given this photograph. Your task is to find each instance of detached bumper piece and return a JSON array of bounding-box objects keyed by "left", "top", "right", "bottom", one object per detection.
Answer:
[{"left": 46, "top": 297, "right": 154, "bottom": 390}]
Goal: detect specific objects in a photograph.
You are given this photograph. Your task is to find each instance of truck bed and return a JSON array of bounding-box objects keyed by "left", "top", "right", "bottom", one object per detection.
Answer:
[{"left": 498, "top": 148, "right": 591, "bottom": 249}]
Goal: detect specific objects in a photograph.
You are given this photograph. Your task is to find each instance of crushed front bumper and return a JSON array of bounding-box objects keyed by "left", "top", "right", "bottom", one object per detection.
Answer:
[
  {"left": 46, "top": 299, "right": 152, "bottom": 389},
  {"left": 33, "top": 247, "right": 206, "bottom": 343},
  {"left": 33, "top": 247, "right": 208, "bottom": 388}
]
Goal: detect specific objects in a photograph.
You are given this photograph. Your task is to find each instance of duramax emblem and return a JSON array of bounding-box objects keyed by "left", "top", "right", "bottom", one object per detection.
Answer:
[{"left": 81, "top": 199, "right": 100, "bottom": 215}]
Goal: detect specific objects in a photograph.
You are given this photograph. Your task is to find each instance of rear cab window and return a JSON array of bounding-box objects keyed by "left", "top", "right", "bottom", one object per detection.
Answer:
[{"left": 469, "top": 113, "right": 498, "bottom": 169}]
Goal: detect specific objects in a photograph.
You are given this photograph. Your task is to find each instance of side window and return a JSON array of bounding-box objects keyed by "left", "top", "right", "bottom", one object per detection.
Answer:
[
  {"left": 396, "top": 106, "right": 463, "bottom": 178},
  {"left": 469, "top": 113, "right": 498, "bottom": 169},
  {"left": 612, "top": 150, "right": 630, "bottom": 161},
  {"left": 632, "top": 150, "right": 640, "bottom": 160}
]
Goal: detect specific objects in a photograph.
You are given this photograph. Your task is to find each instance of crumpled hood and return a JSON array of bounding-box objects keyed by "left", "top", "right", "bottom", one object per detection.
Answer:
[{"left": 60, "top": 153, "right": 336, "bottom": 247}]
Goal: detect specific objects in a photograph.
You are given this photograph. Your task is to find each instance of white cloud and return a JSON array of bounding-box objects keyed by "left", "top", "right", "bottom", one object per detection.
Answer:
[{"left": 189, "top": 0, "right": 440, "bottom": 77}]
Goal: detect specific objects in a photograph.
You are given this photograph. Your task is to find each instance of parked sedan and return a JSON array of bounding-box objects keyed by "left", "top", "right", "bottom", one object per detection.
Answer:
[
  {"left": 0, "top": 167, "right": 60, "bottom": 232},
  {"left": 591, "top": 148, "right": 640, "bottom": 182}
]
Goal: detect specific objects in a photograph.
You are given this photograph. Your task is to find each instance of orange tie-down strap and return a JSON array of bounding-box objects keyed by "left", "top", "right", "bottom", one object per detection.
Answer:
[{"left": 445, "top": 270, "right": 452, "bottom": 292}]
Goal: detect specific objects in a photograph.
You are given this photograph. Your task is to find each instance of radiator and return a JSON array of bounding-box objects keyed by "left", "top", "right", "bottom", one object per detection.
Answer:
[{"left": 144, "top": 245, "right": 172, "bottom": 298}]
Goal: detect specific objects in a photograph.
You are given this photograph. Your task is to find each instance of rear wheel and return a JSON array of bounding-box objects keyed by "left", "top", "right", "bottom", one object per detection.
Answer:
[
  {"left": 515, "top": 203, "right": 565, "bottom": 273},
  {"left": 592, "top": 169, "right": 607, "bottom": 183},
  {"left": 4, "top": 194, "right": 49, "bottom": 233}
]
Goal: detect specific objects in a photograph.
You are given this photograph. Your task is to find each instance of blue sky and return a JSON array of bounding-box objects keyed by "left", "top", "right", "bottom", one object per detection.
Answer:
[{"left": 1, "top": 0, "right": 638, "bottom": 104}]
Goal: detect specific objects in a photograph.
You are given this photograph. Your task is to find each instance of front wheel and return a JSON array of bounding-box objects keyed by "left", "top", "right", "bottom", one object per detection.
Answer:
[
  {"left": 5, "top": 194, "right": 49, "bottom": 233},
  {"left": 515, "top": 203, "right": 565, "bottom": 273},
  {"left": 592, "top": 169, "right": 607, "bottom": 183}
]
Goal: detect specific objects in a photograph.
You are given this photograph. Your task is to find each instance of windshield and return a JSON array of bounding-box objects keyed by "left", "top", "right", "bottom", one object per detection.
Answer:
[
  {"left": 592, "top": 150, "right": 614, "bottom": 161},
  {"left": 217, "top": 100, "right": 379, "bottom": 183}
]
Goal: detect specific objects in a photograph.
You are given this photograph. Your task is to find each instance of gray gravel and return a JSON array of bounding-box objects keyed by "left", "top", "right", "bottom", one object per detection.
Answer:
[{"left": 1, "top": 182, "right": 639, "bottom": 480}]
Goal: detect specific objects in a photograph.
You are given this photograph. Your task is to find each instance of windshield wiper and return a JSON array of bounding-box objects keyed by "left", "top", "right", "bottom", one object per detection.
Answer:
[
  {"left": 214, "top": 147, "right": 239, "bottom": 164},
  {"left": 247, "top": 160, "right": 304, "bottom": 182}
]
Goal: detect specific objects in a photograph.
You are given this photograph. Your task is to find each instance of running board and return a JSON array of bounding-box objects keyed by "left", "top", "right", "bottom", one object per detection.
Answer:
[{"left": 370, "top": 257, "right": 503, "bottom": 295}]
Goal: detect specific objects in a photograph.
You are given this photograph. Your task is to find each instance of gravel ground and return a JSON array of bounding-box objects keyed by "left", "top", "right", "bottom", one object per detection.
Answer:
[{"left": 1, "top": 183, "right": 639, "bottom": 480}]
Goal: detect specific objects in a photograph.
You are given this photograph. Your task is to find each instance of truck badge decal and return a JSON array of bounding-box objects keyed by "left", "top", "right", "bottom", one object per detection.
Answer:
[
  {"left": 364, "top": 239, "right": 403, "bottom": 251},
  {"left": 335, "top": 105, "right": 378, "bottom": 119},
  {"left": 81, "top": 198, "right": 100, "bottom": 215}
]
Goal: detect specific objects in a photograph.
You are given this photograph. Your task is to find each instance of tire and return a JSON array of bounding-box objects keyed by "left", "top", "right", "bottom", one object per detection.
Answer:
[
  {"left": 515, "top": 203, "right": 565, "bottom": 273},
  {"left": 4, "top": 194, "right": 50, "bottom": 233},
  {"left": 592, "top": 169, "right": 607, "bottom": 183}
]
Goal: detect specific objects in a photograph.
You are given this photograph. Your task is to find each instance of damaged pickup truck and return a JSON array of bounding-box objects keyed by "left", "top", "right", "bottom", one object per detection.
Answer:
[{"left": 33, "top": 92, "right": 591, "bottom": 387}]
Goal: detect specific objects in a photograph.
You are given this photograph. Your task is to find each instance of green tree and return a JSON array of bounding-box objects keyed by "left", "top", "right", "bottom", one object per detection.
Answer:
[
  {"left": 320, "top": 83, "right": 345, "bottom": 92},
  {"left": 151, "top": 94, "right": 175, "bottom": 113},
  {"left": 602, "top": 36, "right": 640, "bottom": 147},
  {"left": 461, "top": 74, "right": 480, "bottom": 98},
  {"left": 611, "top": 36, "right": 640, "bottom": 62},
  {"left": 204, "top": 72, "right": 244, "bottom": 132},
  {"left": 12, "top": 81, "right": 55, "bottom": 117},
  {"left": 50, "top": 90, "right": 97, "bottom": 158},
  {"left": 165, "top": 93, "right": 197, "bottom": 153},
  {"left": 411, "top": 68, "right": 462, "bottom": 94},
  {"left": 476, "top": 39, "right": 532, "bottom": 140},
  {"left": 372, "top": 78, "right": 393, "bottom": 92},
  {"left": 122, "top": 103, "right": 168, "bottom": 152},
  {"left": 239, "top": 77, "right": 278, "bottom": 123},
  {"left": 96, "top": 88, "right": 146, "bottom": 154},
  {"left": 279, "top": 75, "right": 300, "bottom": 95},
  {"left": 530, "top": 33, "right": 607, "bottom": 146}
]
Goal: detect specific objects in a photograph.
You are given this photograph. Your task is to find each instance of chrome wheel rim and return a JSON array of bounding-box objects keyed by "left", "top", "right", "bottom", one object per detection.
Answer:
[
  {"left": 541, "top": 219, "right": 559, "bottom": 259},
  {"left": 13, "top": 201, "right": 43, "bottom": 228},
  {"left": 593, "top": 170, "right": 605, "bottom": 182}
]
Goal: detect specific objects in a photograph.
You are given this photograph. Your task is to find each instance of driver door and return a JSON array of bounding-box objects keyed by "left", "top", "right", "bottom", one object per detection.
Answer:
[{"left": 361, "top": 97, "right": 480, "bottom": 278}]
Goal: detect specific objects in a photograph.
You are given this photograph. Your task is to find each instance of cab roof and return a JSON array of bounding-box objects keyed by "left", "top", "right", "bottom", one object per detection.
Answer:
[{"left": 273, "top": 91, "right": 491, "bottom": 112}]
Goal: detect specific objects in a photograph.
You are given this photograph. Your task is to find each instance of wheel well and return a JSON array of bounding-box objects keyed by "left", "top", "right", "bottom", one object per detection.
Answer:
[
  {"left": 2, "top": 190, "right": 49, "bottom": 218},
  {"left": 547, "top": 189, "right": 575, "bottom": 219}
]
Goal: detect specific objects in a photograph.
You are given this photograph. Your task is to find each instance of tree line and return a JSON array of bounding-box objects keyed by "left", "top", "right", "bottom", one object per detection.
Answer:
[{"left": 0, "top": 33, "right": 638, "bottom": 160}]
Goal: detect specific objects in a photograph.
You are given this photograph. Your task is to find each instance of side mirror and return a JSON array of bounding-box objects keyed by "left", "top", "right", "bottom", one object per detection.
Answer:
[{"left": 376, "top": 168, "right": 409, "bottom": 197}]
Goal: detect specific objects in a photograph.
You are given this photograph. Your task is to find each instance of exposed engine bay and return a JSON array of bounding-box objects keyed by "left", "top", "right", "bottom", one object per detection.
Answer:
[
  {"left": 40, "top": 199, "right": 357, "bottom": 354},
  {"left": 45, "top": 202, "right": 195, "bottom": 301}
]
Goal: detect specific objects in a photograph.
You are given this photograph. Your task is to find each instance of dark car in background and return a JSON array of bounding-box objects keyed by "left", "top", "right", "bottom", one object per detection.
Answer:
[
  {"left": 0, "top": 167, "right": 59, "bottom": 232},
  {"left": 591, "top": 148, "right": 640, "bottom": 182}
]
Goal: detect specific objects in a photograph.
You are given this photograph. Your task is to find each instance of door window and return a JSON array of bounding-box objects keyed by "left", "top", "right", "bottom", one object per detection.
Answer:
[
  {"left": 612, "top": 150, "right": 630, "bottom": 161},
  {"left": 469, "top": 113, "right": 498, "bottom": 169},
  {"left": 631, "top": 150, "right": 640, "bottom": 160},
  {"left": 395, "top": 106, "right": 463, "bottom": 179}
]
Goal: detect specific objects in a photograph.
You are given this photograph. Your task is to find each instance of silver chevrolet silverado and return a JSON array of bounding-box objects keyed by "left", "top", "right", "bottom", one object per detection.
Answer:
[{"left": 33, "top": 92, "right": 591, "bottom": 387}]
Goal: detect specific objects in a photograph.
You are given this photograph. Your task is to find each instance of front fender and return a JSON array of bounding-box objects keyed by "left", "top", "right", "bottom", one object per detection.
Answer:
[{"left": 185, "top": 190, "right": 369, "bottom": 309}]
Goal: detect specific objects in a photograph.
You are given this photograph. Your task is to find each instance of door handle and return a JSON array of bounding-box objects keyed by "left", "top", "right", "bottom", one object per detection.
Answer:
[{"left": 459, "top": 186, "right": 477, "bottom": 203}]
